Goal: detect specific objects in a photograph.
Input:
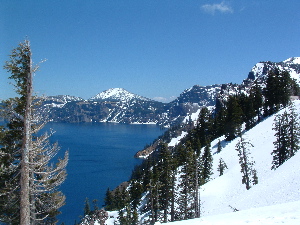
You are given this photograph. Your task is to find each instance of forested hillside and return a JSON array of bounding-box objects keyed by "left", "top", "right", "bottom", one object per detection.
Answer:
[{"left": 78, "top": 64, "right": 300, "bottom": 225}]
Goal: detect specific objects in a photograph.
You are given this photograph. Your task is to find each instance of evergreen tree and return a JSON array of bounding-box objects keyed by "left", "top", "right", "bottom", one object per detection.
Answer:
[
  {"left": 213, "top": 105, "right": 227, "bottom": 138},
  {"left": 176, "top": 141, "right": 198, "bottom": 220},
  {"left": 264, "top": 69, "right": 295, "bottom": 116},
  {"left": 217, "top": 158, "right": 228, "bottom": 176},
  {"left": 129, "top": 180, "right": 143, "bottom": 209},
  {"left": 83, "top": 197, "right": 91, "bottom": 216},
  {"left": 252, "top": 169, "right": 258, "bottom": 185},
  {"left": 287, "top": 103, "right": 300, "bottom": 157},
  {"left": 271, "top": 111, "right": 290, "bottom": 170},
  {"left": 200, "top": 143, "right": 213, "bottom": 185},
  {"left": 239, "top": 94, "right": 256, "bottom": 130},
  {"left": 235, "top": 133, "right": 256, "bottom": 190},
  {"left": 271, "top": 105, "right": 300, "bottom": 169},
  {"left": 196, "top": 107, "right": 211, "bottom": 146},
  {"left": 104, "top": 188, "right": 113, "bottom": 210},
  {"left": 157, "top": 142, "right": 173, "bottom": 223},
  {"left": 225, "top": 96, "right": 243, "bottom": 141},
  {"left": 217, "top": 139, "right": 222, "bottom": 153},
  {"left": 250, "top": 82, "right": 263, "bottom": 122},
  {"left": 0, "top": 40, "right": 68, "bottom": 224},
  {"left": 264, "top": 69, "right": 280, "bottom": 115}
]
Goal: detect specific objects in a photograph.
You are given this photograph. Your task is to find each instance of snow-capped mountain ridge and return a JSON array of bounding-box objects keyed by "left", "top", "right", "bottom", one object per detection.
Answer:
[
  {"left": 45, "top": 95, "right": 84, "bottom": 103},
  {"left": 89, "top": 88, "right": 151, "bottom": 102},
  {"left": 41, "top": 57, "right": 300, "bottom": 126},
  {"left": 249, "top": 57, "right": 300, "bottom": 83}
]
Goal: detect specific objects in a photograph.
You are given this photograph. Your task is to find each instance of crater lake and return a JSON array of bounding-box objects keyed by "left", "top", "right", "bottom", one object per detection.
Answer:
[{"left": 46, "top": 122, "right": 164, "bottom": 224}]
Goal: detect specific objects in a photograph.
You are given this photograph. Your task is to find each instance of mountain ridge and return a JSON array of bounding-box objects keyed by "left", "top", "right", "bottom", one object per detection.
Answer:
[{"left": 41, "top": 57, "right": 300, "bottom": 126}]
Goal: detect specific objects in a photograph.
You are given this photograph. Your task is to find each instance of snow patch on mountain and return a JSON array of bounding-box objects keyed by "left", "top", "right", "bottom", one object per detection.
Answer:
[
  {"left": 283, "top": 57, "right": 300, "bottom": 64},
  {"left": 89, "top": 88, "right": 151, "bottom": 102},
  {"left": 43, "top": 95, "right": 84, "bottom": 108}
]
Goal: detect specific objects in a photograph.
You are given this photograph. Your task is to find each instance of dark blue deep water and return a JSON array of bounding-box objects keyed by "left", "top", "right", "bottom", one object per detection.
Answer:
[{"left": 45, "top": 122, "right": 164, "bottom": 224}]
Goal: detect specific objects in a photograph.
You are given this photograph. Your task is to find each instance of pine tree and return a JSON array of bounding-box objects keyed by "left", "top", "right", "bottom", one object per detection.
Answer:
[
  {"left": 217, "top": 158, "right": 228, "bottom": 176},
  {"left": 217, "top": 139, "right": 222, "bottom": 153},
  {"left": 225, "top": 96, "right": 243, "bottom": 141},
  {"left": 157, "top": 142, "right": 173, "bottom": 223},
  {"left": 250, "top": 82, "right": 263, "bottom": 122},
  {"left": 287, "top": 103, "right": 300, "bottom": 157},
  {"left": 213, "top": 105, "right": 227, "bottom": 138},
  {"left": 271, "top": 111, "right": 290, "bottom": 169},
  {"left": 1, "top": 40, "right": 68, "bottom": 224},
  {"left": 235, "top": 133, "right": 256, "bottom": 190},
  {"left": 252, "top": 169, "right": 258, "bottom": 185},
  {"left": 264, "top": 69, "right": 280, "bottom": 115},
  {"left": 200, "top": 143, "right": 213, "bottom": 185},
  {"left": 196, "top": 107, "right": 211, "bottom": 146},
  {"left": 239, "top": 94, "right": 256, "bottom": 130},
  {"left": 84, "top": 197, "right": 91, "bottom": 216},
  {"left": 129, "top": 180, "right": 143, "bottom": 209},
  {"left": 104, "top": 188, "right": 113, "bottom": 210},
  {"left": 176, "top": 141, "right": 198, "bottom": 220},
  {"left": 264, "top": 69, "right": 295, "bottom": 116},
  {"left": 271, "top": 105, "right": 300, "bottom": 169}
]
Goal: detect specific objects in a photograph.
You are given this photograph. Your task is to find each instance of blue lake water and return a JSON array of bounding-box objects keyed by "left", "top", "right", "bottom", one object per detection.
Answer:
[{"left": 45, "top": 122, "right": 164, "bottom": 224}]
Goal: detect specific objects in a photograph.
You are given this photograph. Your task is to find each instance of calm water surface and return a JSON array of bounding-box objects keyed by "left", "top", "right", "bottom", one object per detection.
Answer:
[{"left": 46, "top": 122, "right": 164, "bottom": 224}]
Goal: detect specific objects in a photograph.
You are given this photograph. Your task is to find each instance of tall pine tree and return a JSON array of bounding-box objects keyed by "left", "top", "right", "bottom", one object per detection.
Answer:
[
  {"left": 1, "top": 40, "right": 68, "bottom": 224},
  {"left": 235, "top": 133, "right": 257, "bottom": 190},
  {"left": 272, "top": 104, "right": 300, "bottom": 169}
]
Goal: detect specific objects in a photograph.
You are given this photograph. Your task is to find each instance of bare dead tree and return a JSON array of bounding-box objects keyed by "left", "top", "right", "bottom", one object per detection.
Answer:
[{"left": 2, "top": 40, "right": 68, "bottom": 224}]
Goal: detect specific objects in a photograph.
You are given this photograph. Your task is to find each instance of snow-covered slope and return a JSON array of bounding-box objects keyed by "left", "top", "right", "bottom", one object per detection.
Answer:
[
  {"left": 165, "top": 100, "right": 300, "bottom": 224},
  {"left": 89, "top": 88, "right": 151, "bottom": 102},
  {"left": 157, "top": 200, "right": 300, "bottom": 225}
]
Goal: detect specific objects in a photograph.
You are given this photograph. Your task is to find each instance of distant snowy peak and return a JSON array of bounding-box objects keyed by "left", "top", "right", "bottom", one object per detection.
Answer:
[
  {"left": 89, "top": 88, "right": 151, "bottom": 102},
  {"left": 248, "top": 57, "right": 300, "bottom": 83}
]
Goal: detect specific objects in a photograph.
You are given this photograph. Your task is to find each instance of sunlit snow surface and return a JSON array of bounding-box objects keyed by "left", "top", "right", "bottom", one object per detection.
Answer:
[
  {"left": 100, "top": 101, "right": 300, "bottom": 225},
  {"left": 154, "top": 201, "right": 300, "bottom": 225}
]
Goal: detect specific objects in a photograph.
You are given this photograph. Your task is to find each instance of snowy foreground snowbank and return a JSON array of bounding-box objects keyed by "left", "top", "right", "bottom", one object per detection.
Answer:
[{"left": 155, "top": 200, "right": 300, "bottom": 225}]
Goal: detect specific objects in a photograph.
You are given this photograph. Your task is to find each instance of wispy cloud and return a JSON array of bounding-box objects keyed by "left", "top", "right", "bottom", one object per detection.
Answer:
[{"left": 201, "top": 1, "right": 234, "bottom": 15}]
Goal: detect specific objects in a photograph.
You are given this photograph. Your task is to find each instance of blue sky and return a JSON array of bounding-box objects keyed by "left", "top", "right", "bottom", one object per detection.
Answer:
[{"left": 1, "top": 0, "right": 300, "bottom": 102}]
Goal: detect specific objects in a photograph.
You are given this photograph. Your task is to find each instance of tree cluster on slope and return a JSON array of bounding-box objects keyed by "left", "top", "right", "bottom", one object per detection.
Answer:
[{"left": 271, "top": 103, "right": 300, "bottom": 170}]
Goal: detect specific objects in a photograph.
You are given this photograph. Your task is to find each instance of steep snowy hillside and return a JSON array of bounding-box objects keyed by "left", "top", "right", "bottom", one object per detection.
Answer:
[
  {"left": 109, "top": 101, "right": 300, "bottom": 225},
  {"left": 89, "top": 88, "right": 151, "bottom": 102},
  {"left": 174, "top": 100, "right": 300, "bottom": 224}
]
